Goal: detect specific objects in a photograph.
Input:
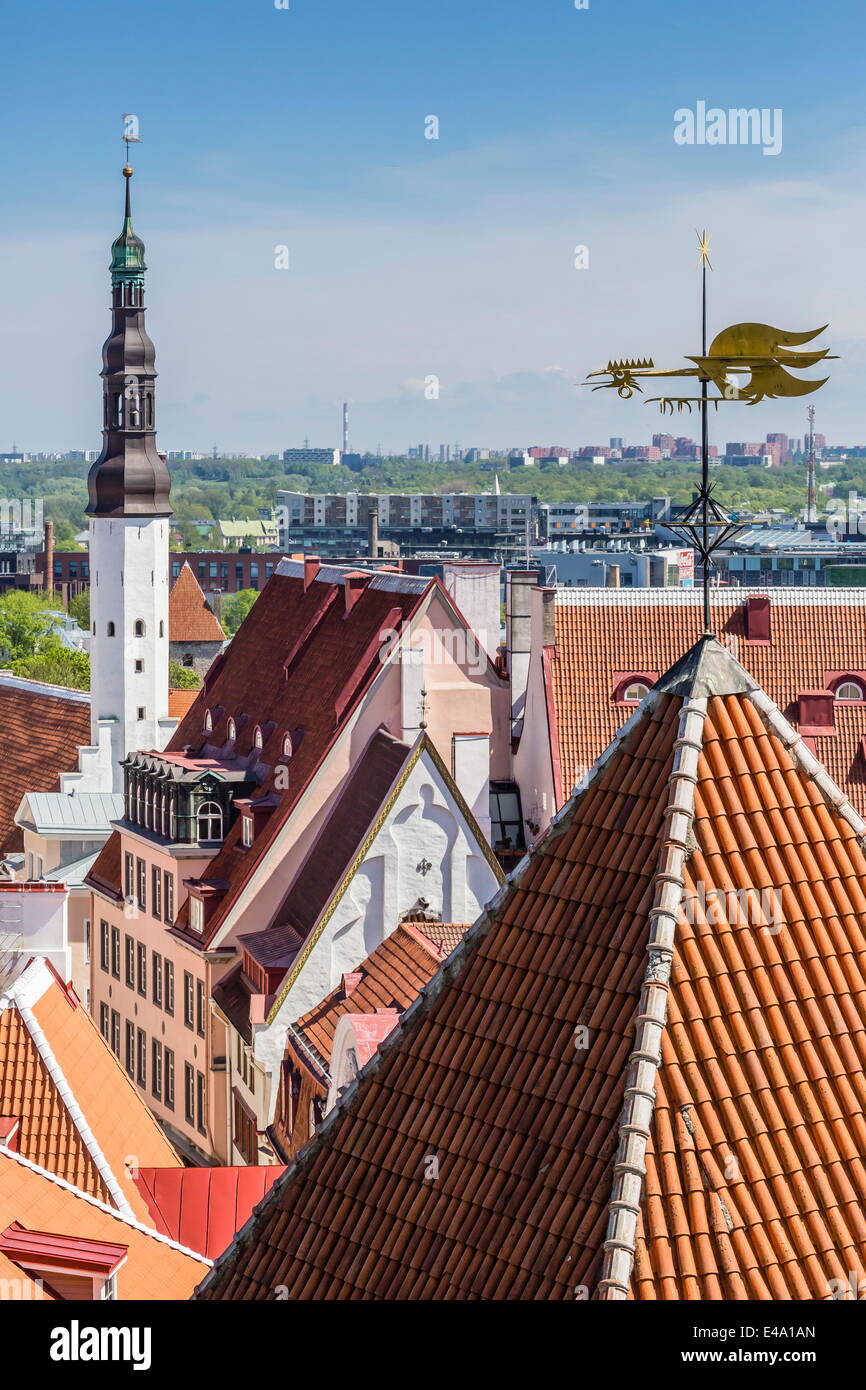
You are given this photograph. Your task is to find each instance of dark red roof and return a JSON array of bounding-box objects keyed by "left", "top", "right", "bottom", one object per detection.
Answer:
[
  {"left": 132, "top": 1166, "right": 285, "bottom": 1260},
  {"left": 0, "top": 678, "right": 91, "bottom": 856},
  {"left": 196, "top": 637, "right": 866, "bottom": 1302},
  {"left": 87, "top": 563, "right": 431, "bottom": 939}
]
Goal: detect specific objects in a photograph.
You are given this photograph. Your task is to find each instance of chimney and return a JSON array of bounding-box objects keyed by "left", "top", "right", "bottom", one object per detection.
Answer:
[
  {"left": 43, "top": 520, "right": 54, "bottom": 597},
  {"left": 303, "top": 553, "right": 320, "bottom": 593},
  {"left": 506, "top": 570, "right": 536, "bottom": 739},
  {"left": 211, "top": 590, "right": 222, "bottom": 623},
  {"left": 541, "top": 587, "right": 556, "bottom": 646},
  {"left": 745, "top": 594, "right": 771, "bottom": 642},
  {"left": 606, "top": 563, "right": 620, "bottom": 588},
  {"left": 451, "top": 733, "right": 491, "bottom": 842},
  {"left": 367, "top": 501, "right": 379, "bottom": 559},
  {"left": 343, "top": 571, "right": 371, "bottom": 614}
]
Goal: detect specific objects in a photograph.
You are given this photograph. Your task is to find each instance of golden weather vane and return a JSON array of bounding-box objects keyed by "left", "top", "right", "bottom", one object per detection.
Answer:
[{"left": 584, "top": 232, "right": 836, "bottom": 633}]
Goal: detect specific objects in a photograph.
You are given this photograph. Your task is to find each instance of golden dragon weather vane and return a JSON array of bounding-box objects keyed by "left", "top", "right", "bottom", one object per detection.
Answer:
[{"left": 584, "top": 232, "right": 836, "bottom": 632}]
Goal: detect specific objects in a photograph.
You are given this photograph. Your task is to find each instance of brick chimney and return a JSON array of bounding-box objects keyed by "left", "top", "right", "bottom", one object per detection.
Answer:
[
  {"left": 798, "top": 690, "right": 835, "bottom": 735},
  {"left": 43, "top": 520, "right": 54, "bottom": 597},
  {"left": 303, "top": 553, "right": 320, "bottom": 593},
  {"left": 343, "top": 571, "right": 371, "bottom": 615}
]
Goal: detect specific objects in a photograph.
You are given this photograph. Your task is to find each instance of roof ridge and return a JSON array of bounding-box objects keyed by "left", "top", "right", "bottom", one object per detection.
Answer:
[
  {"left": 598, "top": 693, "right": 708, "bottom": 1299},
  {"left": 0, "top": 1147, "right": 211, "bottom": 1266}
]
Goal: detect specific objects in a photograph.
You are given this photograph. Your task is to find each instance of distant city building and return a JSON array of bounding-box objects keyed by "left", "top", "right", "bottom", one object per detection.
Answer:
[
  {"left": 282, "top": 447, "right": 340, "bottom": 467},
  {"left": 609, "top": 437, "right": 622, "bottom": 450},
  {"left": 540, "top": 497, "right": 671, "bottom": 540},
  {"left": 0, "top": 452, "right": 25, "bottom": 465},
  {"left": 723, "top": 453, "right": 773, "bottom": 468}
]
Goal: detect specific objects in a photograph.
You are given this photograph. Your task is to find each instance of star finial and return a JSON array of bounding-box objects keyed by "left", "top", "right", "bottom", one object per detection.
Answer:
[{"left": 696, "top": 229, "right": 712, "bottom": 270}]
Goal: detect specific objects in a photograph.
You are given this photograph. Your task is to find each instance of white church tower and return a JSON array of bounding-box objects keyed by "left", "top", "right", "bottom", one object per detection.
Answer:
[{"left": 85, "top": 165, "right": 174, "bottom": 790}]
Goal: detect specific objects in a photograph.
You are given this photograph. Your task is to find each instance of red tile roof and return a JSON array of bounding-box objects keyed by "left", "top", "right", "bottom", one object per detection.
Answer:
[
  {"left": 196, "top": 636, "right": 866, "bottom": 1301},
  {"left": 132, "top": 1166, "right": 285, "bottom": 1260},
  {"left": 168, "top": 562, "right": 225, "bottom": 643},
  {"left": 0, "top": 678, "right": 90, "bottom": 855},
  {"left": 168, "top": 688, "right": 199, "bottom": 720},
  {"left": 88, "top": 563, "right": 431, "bottom": 944},
  {"left": 546, "top": 589, "right": 866, "bottom": 813},
  {"left": 0, "top": 959, "right": 182, "bottom": 1223}
]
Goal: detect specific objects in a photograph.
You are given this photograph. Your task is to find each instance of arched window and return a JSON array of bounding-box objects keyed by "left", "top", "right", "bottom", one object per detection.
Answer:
[
  {"left": 204, "top": 709, "right": 213, "bottom": 733},
  {"left": 836, "top": 680, "right": 864, "bottom": 701},
  {"left": 197, "top": 801, "right": 223, "bottom": 842},
  {"left": 135, "top": 777, "right": 143, "bottom": 825},
  {"left": 282, "top": 733, "right": 292, "bottom": 758},
  {"left": 134, "top": 620, "right": 145, "bottom": 637},
  {"left": 145, "top": 785, "right": 153, "bottom": 831},
  {"left": 227, "top": 718, "right": 236, "bottom": 741},
  {"left": 107, "top": 621, "right": 115, "bottom": 637},
  {"left": 160, "top": 789, "right": 167, "bottom": 837},
  {"left": 623, "top": 681, "right": 650, "bottom": 702},
  {"left": 254, "top": 726, "right": 263, "bottom": 749},
  {"left": 169, "top": 793, "right": 176, "bottom": 840}
]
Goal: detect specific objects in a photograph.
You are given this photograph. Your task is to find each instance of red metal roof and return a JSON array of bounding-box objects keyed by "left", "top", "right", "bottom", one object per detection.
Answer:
[{"left": 132, "top": 1166, "right": 285, "bottom": 1260}]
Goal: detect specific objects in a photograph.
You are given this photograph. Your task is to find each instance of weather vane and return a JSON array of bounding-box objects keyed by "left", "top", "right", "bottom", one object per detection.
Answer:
[{"left": 584, "top": 231, "right": 836, "bottom": 633}]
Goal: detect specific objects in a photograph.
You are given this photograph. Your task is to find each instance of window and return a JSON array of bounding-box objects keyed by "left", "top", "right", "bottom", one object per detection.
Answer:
[
  {"left": 151, "top": 1040, "right": 162, "bottom": 1101},
  {"left": 196, "top": 1071, "right": 207, "bottom": 1133},
  {"left": 204, "top": 709, "right": 213, "bottom": 733},
  {"left": 84, "top": 919, "right": 91, "bottom": 965},
  {"left": 137, "top": 943, "right": 147, "bottom": 997},
  {"left": 836, "top": 681, "right": 864, "bottom": 701},
  {"left": 100, "top": 1274, "right": 117, "bottom": 1301},
  {"left": 137, "top": 706, "right": 146, "bottom": 721},
  {"left": 136, "top": 858, "right": 146, "bottom": 911},
  {"left": 99, "top": 1003, "right": 109, "bottom": 1040},
  {"left": 136, "top": 1029, "right": 146, "bottom": 1088},
  {"left": 233, "top": 1094, "right": 257, "bottom": 1164},
  {"left": 151, "top": 865, "right": 161, "bottom": 920},
  {"left": 164, "top": 872, "right": 174, "bottom": 924},
  {"left": 134, "top": 659, "right": 144, "bottom": 673},
  {"left": 197, "top": 801, "right": 223, "bottom": 842},
  {"left": 196, "top": 980, "right": 206, "bottom": 1037},
  {"left": 227, "top": 718, "right": 236, "bottom": 741},
  {"left": 190, "top": 897, "right": 204, "bottom": 934},
  {"left": 110, "top": 1010, "right": 120, "bottom": 1058},
  {"left": 623, "top": 681, "right": 650, "bottom": 702},
  {"left": 152, "top": 951, "right": 163, "bottom": 1007},
  {"left": 242, "top": 816, "right": 253, "bottom": 848},
  {"left": 110, "top": 926, "right": 120, "bottom": 980},
  {"left": 184, "top": 971, "right": 194, "bottom": 1029},
  {"left": 164, "top": 959, "right": 175, "bottom": 1015},
  {"left": 183, "top": 652, "right": 193, "bottom": 667},
  {"left": 489, "top": 782, "right": 525, "bottom": 851},
  {"left": 282, "top": 733, "right": 292, "bottom": 758},
  {"left": 125, "top": 1021, "right": 135, "bottom": 1077},
  {"left": 124, "top": 852, "right": 134, "bottom": 897},
  {"left": 107, "top": 621, "right": 115, "bottom": 637},
  {"left": 134, "top": 620, "right": 145, "bottom": 637},
  {"left": 184, "top": 1063, "right": 195, "bottom": 1125},
  {"left": 100, "top": 920, "right": 109, "bottom": 972},
  {"left": 254, "top": 726, "right": 263, "bottom": 749},
  {"left": 164, "top": 1048, "right": 175, "bottom": 1110},
  {"left": 125, "top": 934, "right": 135, "bottom": 988}
]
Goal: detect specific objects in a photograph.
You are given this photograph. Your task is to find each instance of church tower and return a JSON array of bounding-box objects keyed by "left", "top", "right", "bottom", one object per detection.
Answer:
[{"left": 86, "top": 166, "right": 173, "bottom": 789}]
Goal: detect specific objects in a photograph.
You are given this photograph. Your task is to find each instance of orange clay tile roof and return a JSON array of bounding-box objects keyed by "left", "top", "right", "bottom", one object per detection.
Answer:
[
  {"left": 168, "top": 562, "right": 225, "bottom": 643},
  {"left": 0, "top": 960, "right": 182, "bottom": 1224},
  {"left": 196, "top": 635, "right": 866, "bottom": 1301},
  {"left": 0, "top": 1150, "right": 208, "bottom": 1299},
  {"left": 168, "top": 687, "right": 199, "bottom": 720},
  {"left": 287, "top": 921, "right": 470, "bottom": 1080},
  {"left": 547, "top": 589, "right": 866, "bottom": 814},
  {"left": 0, "top": 677, "right": 91, "bottom": 855}
]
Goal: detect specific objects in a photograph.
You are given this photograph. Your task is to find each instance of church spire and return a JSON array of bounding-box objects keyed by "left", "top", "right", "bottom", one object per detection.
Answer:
[{"left": 85, "top": 166, "right": 171, "bottom": 518}]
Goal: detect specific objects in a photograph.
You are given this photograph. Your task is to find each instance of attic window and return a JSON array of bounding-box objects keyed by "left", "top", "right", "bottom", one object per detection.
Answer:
[
  {"left": 197, "top": 801, "right": 223, "bottom": 843},
  {"left": 242, "top": 816, "right": 253, "bottom": 848},
  {"left": 254, "top": 726, "right": 264, "bottom": 749},
  {"left": 204, "top": 709, "right": 213, "bottom": 732},
  {"left": 836, "top": 681, "right": 864, "bottom": 701},
  {"left": 227, "top": 717, "right": 236, "bottom": 740},
  {"left": 190, "top": 897, "right": 204, "bottom": 933},
  {"left": 282, "top": 733, "right": 292, "bottom": 757},
  {"left": 623, "top": 681, "right": 650, "bottom": 702}
]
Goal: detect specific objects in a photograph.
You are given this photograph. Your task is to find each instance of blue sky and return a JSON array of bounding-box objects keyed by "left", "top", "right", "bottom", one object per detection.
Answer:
[{"left": 1, "top": 0, "right": 864, "bottom": 453}]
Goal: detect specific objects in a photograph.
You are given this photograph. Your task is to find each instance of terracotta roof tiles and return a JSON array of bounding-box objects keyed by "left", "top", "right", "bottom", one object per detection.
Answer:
[
  {"left": 0, "top": 678, "right": 90, "bottom": 856},
  {"left": 168, "top": 562, "right": 225, "bottom": 643},
  {"left": 196, "top": 636, "right": 866, "bottom": 1301}
]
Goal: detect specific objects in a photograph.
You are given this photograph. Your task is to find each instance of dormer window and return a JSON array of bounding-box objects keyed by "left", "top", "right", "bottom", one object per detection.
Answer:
[
  {"left": 190, "top": 897, "right": 204, "bottom": 933},
  {"left": 623, "top": 681, "right": 650, "bottom": 702},
  {"left": 254, "top": 726, "right": 264, "bottom": 750},
  {"left": 227, "top": 718, "right": 236, "bottom": 741},
  {"left": 836, "top": 681, "right": 864, "bottom": 701},
  {"left": 197, "top": 801, "right": 223, "bottom": 843},
  {"left": 204, "top": 709, "right": 213, "bottom": 733},
  {"left": 282, "top": 733, "right": 292, "bottom": 757},
  {"left": 242, "top": 816, "right": 253, "bottom": 848}
]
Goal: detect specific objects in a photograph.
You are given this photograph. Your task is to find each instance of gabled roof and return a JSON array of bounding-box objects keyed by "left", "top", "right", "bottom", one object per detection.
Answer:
[
  {"left": 0, "top": 958, "right": 182, "bottom": 1224},
  {"left": 168, "top": 562, "right": 225, "bottom": 643},
  {"left": 0, "top": 677, "right": 91, "bottom": 856},
  {"left": 17, "top": 791, "right": 123, "bottom": 837},
  {"left": 546, "top": 588, "right": 866, "bottom": 811},
  {"left": 286, "top": 920, "right": 469, "bottom": 1083},
  {"left": 131, "top": 1166, "right": 285, "bottom": 1260},
  {"left": 88, "top": 562, "right": 441, "bottom": 944},
  {"left": 196, "top": 635, "right": 866, "bottom": 1301},
  {"left": 0, "top": 1149, "right": 208, "bottom": 1299}
]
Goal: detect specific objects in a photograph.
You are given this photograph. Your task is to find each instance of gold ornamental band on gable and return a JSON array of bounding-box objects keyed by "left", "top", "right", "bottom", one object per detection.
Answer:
[{"left": 266, "top": 732, "right": 504, "bottom": 1025}]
